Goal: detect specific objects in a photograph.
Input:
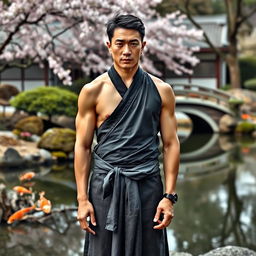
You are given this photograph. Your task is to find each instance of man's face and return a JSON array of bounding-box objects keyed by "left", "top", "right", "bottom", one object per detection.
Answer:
[{"left": 107, "top": 28, "right": 146, "bottom": 70}]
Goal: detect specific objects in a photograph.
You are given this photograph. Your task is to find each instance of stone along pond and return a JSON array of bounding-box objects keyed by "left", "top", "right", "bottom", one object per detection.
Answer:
[{"left": 0, "top": 133, "right": 256, "bottom": 256}]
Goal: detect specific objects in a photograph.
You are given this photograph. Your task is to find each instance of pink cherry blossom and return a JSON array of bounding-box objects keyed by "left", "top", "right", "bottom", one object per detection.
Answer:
[{"left": 0, "top": 0, "right": 203, "bottom": 85}]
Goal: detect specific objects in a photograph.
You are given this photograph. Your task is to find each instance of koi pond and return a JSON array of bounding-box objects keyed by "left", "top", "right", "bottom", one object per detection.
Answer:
[{"left": 0, "top": 133, "right": 256, "bottom": 255}]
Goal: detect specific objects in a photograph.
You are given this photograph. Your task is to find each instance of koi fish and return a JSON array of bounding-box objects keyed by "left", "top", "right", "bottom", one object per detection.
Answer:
[
  {"left": 19, "top": 171, "right": 36, "bottom": 181},
  {"left": 13, "top": 186, "right": 32, "bottom": 195},
  {"left": 7, "top": 205, "right": 35, "bottom": 224},
  {"left": 37, "top": 191, "right": 51, "bottom": 214},
  {"left": 242, "top": 147, "right": 250, "bottom": 154},
  {"left": 241, "top": 113, "right": 250, "bottom": 120}
]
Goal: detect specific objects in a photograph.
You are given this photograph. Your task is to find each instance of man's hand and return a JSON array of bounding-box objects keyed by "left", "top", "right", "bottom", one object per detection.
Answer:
[
  {"left": 77, "top": 200, "right": 97, "bottom": 235},
  {"left": 153, "top": 198, "right": 174, "bottom": 230}
]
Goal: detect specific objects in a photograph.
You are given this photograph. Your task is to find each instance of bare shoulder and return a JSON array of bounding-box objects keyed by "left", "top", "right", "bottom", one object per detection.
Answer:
[
  {"left": 77, "top": 72, "right": 108, "bottom": 112},
  {"left": 79, "top": 72, "right": 108, "bottom": 98},
  {"left": 148, "top": 74, "right": 175, "bottom": 103}
]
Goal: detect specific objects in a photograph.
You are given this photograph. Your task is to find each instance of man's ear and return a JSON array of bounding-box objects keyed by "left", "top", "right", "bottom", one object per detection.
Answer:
[
  {"left": 106, "top": 41, "right": 112, "bottom": 53},
  {"left": 141, "top": 41, "right": 146, "bottom": 55},
  {"left": 142, "top": 41, "right": 146, "bottom": 51}
]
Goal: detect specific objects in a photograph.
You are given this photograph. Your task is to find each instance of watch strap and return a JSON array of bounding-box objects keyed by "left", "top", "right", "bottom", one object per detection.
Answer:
[{"left": 163, "top": 193, "right": 178, "bottom": 204}]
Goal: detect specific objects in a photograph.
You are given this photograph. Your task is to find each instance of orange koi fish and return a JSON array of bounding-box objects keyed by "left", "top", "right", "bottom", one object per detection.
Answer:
[
  {"left": 37, "top": 191, "right": 52, "bottom": 214},
  {"left": 241, "top": 113, "right": 250, "bottom": 120},
  {"left": 19, "top": 171, "right": 36, "bottom": 181},
  {"left": 7, "top": 205, "right": 35, "bottom": 224},
  {"left": 13, "top": 186, "right": 32, "bottom": 195}
]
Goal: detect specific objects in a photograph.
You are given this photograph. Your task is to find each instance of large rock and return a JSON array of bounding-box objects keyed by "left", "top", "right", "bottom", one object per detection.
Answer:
[
  {"left": 169, "top": 252, "right": 193, "bottom": 256},
  {"left": 4, "top": 110, "right": 29, "bottom": 130},
  {"left": 199, "top": 246, "right": 256, "bottom": 256},
  {"left": 51, "top": 115, "right": 75, "bottom": 130},
  {"left": 39, "top": 149, "right": 52, "bottom": 161},
  {"left": 3, "top": 147, "right": 22, "bottom": 161},
  {"left": 227, "top": 89, "right": 256, "bottom": 112},
  {"left": 1, "top": 147, "right": 25, "bottom": 166},
  {"left": 38, "top": 128, "right": 76, "bottom": 153},
  {"left": 15, "top": 116, "right": 44, "bottom": 135},
  {"left": 0, "top": 84, "right": 19, "bottom": 100},
  {"left": 219, "top": 114, "right": 237, "bottom": 133},
  {"left": 227, "top": 89, "right": 256, "bottom": 104}
]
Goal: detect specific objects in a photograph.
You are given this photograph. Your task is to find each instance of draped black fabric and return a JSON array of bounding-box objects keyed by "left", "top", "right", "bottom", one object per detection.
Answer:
[{"left": 84, "top": 66, "right": 169, "bottom": 256}]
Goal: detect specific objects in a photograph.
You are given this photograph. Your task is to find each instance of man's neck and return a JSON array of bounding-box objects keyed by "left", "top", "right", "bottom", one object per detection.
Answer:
[{"left": 113, "top": 63, "right": 139, "bottom": 88}]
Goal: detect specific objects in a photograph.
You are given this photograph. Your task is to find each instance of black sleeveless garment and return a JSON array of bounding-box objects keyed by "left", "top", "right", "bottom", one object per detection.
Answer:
[{"left": 84, "top": 66, "right": 169, "bottom": 256}]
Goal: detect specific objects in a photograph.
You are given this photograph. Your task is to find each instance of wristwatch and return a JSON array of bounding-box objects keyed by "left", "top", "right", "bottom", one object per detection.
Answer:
[{"left": 163, "top": 193, "right": 178, "bottom": 204}]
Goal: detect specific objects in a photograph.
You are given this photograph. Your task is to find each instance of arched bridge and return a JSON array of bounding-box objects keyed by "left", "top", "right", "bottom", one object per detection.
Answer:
[{"left": 172, "top": 84, "right": 234, "bottom": 134}]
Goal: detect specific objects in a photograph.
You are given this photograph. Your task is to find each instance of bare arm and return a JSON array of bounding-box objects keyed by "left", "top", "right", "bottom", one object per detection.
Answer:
[
  {"left": 160, "top": 84, "right": 180, "bottom": 194},
  {"left": 154, "top": 83, "right": 180, "bottom": 229},
  {"left": 74, "top": 84, "right": 97, "bottom": 234}
]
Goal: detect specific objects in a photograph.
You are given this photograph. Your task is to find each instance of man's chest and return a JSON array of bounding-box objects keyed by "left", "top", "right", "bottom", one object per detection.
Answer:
[{"left": 95, "top": 83, "right": 123, "bottom": 128}]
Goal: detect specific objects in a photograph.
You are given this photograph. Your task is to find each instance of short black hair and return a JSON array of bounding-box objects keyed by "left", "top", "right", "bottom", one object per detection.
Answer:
[{"left": 106, "top": 14, "right": 145, "bottom": 42}]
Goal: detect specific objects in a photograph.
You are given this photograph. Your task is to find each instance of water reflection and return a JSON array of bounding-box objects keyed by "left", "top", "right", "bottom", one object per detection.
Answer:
[
  {"left": 0, "top": 134, "right": 256, "bottom": 255},
  {"left": 168, "top": 134, "right": 256, "bottom": 255},
  {"left": 0, "top": 220, "right": 84, "bottom": 256}
]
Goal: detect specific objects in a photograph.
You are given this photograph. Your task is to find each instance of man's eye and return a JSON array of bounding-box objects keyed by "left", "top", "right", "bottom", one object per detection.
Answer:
[
  {"left": 116, "top": 42, "right": 123, "bottom": 46},
  {"left": 130, "top": 42, "right": 139, "bottom": 46}
]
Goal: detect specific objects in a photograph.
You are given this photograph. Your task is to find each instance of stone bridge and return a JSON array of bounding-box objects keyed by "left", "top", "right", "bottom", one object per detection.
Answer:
[{"left": 173, "top": 84, "right": 234, "bottom": 134}]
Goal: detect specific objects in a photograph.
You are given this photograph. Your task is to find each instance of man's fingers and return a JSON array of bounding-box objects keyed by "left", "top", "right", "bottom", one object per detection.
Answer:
[
  {"left": 153, "top": 213, "right": 174, "bottom": 230},
  {"left": 153, "top": 207, "right": 162, "bottom": 222},
  {"left": 90, "top": 210, "right": 97, "bottom": 226},
  {"left": 85, "top": 226, "right": 96, "bottom": 235},
  {"left": 79, "top": 218, "right": 96, "bottom": 235}
]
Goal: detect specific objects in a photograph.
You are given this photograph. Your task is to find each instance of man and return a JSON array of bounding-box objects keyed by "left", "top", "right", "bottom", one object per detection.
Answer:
[{"left": 74, "top": 14, "right": 180, "bottom": 256}]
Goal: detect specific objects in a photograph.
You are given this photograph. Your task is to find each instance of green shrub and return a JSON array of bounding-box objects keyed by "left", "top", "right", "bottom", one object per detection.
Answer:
[
  {"left": 10, "top": 86, "right": 78, "bottom": 118},
  {"left": 239, "top": 56, "right": 256, "bottom": 87},
  {"left": 228, "top": 98, "right": 244, "bottom": 105},
  {"left": 235, "top": 121, "right": 256, "bottom": 133},
  {"left": 244, "top": 78, "right": 256, "bottom": 91},
  {"left": 221, "top": 84, "right": 231, "bottom": 91}
]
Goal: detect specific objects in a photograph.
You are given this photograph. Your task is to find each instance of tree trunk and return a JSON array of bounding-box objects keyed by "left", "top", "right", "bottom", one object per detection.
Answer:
[
  {"left": 225, "top": 0, "right": 241, "bottom": 89},
  {"left": 226, "top": 53, "right": 241, "bottom": 89}
]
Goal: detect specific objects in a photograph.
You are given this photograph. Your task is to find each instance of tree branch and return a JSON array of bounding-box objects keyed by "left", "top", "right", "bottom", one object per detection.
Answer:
[
  {"left": 237, "top": 0, "right": 243, "bottom": 21},
  {"left": 25, "top": 13, "right": 46, "bottom": 25},
  {"left": 51, "top": 20, "right": 81, "bottom": 40},
  {"left": 181, "top": 0, "right": 226, "bottom": 60},
  {"left": 0, "top": 14, "right": 29, "bottom": 54},
  {"left": 237, "top": 6, "right": 256, "bottom": 28},
  {"left": 0, "top": 59, "right": 34, "bottom": 72}
]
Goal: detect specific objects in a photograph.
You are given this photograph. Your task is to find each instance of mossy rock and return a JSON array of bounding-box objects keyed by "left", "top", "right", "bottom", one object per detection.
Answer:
[
  {"left": 14, "top": 116, "right": 44, "bottom": 135},
  {"left": 12, "top": 129, "right": 21, "bottom": 136},
  {"left": 38, "top": 128, "right": 76, "bottom": 153},
  {"left": 228, "top": 98, "right": 244, "bottom": 106},
  {"left": 51, "top": 164, "right": 67, "bottom": 171},
  {"left": 51, "top": 151, "right": 68, "bottom": 159},
  {"left": 235, "top": 121, "right": 256, "bottom": 133}
]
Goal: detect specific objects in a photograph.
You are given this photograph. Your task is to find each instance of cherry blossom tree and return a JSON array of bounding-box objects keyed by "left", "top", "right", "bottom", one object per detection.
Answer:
[
  {"left": 0, "top": 0, "right": 203, "bottom": 85},
  {"left": 159, "top": 0, "right": 256, "bottom": 88}
]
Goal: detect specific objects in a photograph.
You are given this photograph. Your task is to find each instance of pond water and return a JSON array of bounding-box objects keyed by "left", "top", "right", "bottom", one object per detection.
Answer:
[{"left": 0, "top": 133, "right": 256, "bottom": 255}]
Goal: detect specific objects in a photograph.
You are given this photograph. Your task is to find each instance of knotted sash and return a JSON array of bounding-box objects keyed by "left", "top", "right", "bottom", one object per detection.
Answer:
[{"left": 93, "top": 152, "right": 159, "bottom": 232}]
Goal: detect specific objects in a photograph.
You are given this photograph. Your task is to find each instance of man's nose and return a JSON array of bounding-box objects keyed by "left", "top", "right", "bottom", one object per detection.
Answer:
[{"left": 123, "top": 44, "right": 131, "bottom": 55}]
